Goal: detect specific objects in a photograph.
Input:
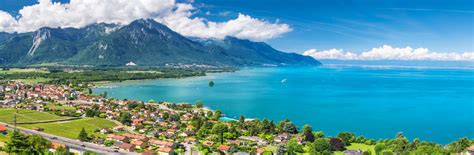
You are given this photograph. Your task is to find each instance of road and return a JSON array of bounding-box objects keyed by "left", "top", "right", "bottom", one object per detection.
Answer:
[{"left": 0, "top": 122, "right": 137, "bottom": 155}]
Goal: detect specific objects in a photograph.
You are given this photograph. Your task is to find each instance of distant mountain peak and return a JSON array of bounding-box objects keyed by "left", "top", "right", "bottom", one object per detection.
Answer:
[{"left": 0, "top": 19, "right": 321, "bottom": 67}]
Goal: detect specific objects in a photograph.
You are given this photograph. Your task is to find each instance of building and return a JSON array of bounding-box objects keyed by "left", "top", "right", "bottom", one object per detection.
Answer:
[
  {"left": 344, "top": 149, "right": 363, "bottom": 155},
  {"left": 218, "top": 145, "right": 232, "bottom": 154},
  {"left": 467, "top": 145, "right": 474, "bottom": 155},
  {"left": 149, "top": 139, "right": 175, "bottom": 148},
  {"left": 0, "top": 125, "right": 7, "bottom": 135},
  {"left": 157, "top": 147, "right": 173, "bottom": 155},
  {"left": 119, "top": 143, "right": 136, "bottom": 152}
]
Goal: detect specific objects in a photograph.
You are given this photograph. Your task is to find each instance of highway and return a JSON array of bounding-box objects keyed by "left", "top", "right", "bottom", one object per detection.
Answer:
[{"left": 0, "top": 122, "right": 137, "bottom": 155}]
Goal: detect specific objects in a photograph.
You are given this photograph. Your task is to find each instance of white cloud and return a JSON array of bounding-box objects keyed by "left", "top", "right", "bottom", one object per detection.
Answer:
[
  {"left": 0, "top": 0, "right": 291, "bottom": 41},
  {"left": 303, "top": 45, "right": 474, "bottom": 61},
  {"left": 0, "top": 11, "right": 18, "bottom": 32}
]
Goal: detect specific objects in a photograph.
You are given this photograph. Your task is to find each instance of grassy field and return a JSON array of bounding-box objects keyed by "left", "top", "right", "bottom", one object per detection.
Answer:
[
  {"left": 44, "top": 103, "right": 77, "bottom": 111},
  {"left": 0, "top": 109, "right": 68, "bottom": 123},
  {"left": 334, "top": 143, "right": 376, "bottom": 155},
  {"left": 14, "top": 78, "right": 51, "bottom": 84},
  {"left": 0, "top": 68, "right": 49, "bottom": 74},
  {"left": 19, "top": 118, "right": 118, "bottom": 139}
]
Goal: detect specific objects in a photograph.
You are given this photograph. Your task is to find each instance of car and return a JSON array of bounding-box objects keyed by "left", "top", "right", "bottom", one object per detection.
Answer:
[
  {"left": 113, "top": 150, "right": 119, "bottom": 152},
  {"left": 81, "top": 144, "right": 86, "bottom": 147},
  {"left": 51, "top": 137, "right": 57, "bottom": 140}
]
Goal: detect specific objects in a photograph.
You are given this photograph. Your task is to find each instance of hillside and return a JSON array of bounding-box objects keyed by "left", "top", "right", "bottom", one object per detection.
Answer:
[{"left": 0, "top": 19, "right": 321, "bottom": 67}]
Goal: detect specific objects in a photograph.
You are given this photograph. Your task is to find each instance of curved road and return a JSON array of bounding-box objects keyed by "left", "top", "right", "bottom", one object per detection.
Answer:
[{"left": 0, "top": 122, "right": 137, "bottom": 155}]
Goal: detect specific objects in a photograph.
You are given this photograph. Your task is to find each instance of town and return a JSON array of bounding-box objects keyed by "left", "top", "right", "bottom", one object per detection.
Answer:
[{"left": 0, "top": 81, "right": 473, "bottom": 155}]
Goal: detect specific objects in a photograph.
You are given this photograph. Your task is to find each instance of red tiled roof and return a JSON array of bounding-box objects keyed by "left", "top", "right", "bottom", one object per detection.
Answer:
[
  {"left": 256, "top": 148, "right": 266, "bottom": 153},
  {"left": 0, "top": 125, "right": 7, "bottom": 132},
  {"left": 158, "top": 147, "right": 173, "bottom": 153},
  {"left": 218, "top": 145, "right": 231, "bottom": 151}
]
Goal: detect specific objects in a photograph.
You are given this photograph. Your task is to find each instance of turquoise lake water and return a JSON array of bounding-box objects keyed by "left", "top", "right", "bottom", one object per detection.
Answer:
[{"left": 94, "top": 66, "right": 474, "bottom": 144}]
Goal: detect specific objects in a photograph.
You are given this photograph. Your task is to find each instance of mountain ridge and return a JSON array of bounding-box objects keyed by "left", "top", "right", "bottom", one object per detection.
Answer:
[{"left": 0, "top": 19, "right": 321, "bottom": 67}]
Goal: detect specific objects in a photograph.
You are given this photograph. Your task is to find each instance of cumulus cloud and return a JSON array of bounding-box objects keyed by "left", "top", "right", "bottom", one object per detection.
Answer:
[
  {"left": 303, "top": 45, "right": 474, "bottom": 61},
  {"left": 0, "top": 0, "right": 291, "bottom": 41}
]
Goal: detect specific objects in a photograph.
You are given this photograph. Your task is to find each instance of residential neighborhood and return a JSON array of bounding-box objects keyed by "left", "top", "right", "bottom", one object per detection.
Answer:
[{"left": 1, "top": 81, "right": 473, "bottom": 155}]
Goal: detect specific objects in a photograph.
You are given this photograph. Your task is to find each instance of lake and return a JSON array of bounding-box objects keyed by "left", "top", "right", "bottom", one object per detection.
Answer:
[{"left": 94, "top": 65, "right": 474, "bottom": 144}]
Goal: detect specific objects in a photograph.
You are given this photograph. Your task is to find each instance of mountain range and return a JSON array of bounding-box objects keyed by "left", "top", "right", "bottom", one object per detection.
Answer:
[{"left": 0, "top": 19, "right": 320, "bottom": 67}]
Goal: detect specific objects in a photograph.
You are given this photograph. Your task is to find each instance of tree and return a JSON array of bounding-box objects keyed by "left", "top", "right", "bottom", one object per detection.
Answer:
[
  {"left": 392, "top": 132, "right": 409, "bottom": 154},
  {"left": 446, "top": 137, "right": 471, "bottom": 153},
  {"left": 374, "top": 143, "right": 386, "bottom": 155},
  {"left": 195, "top": 101, "right": 203, "bottom": 108},
  {"left": 313, "top": 138, "right": 330, "bottom": 153},
  {"left": 278, "top": 118, "right": 298, "bottom": 134},
  {"left": 55, "top": 146, "right": 72, "bottom": 155},
  {"left": 78, "top": 128, "right": 89, "bottom": 142},
  {"left": 276, "top": 144, "right": 285, "bottom": 155},
  {"left": 119, "top": 112, "right": 132, "bottom": 125},
  {"left": 83, "top": 150, "right": 98, "bottom": 155},
  {"left": 329, "top": 138, "right": 345, "bottom": 151},
  {"left": 4, "top": 130, "right": 29, "bottom": 153},
  {"left": 314, "top": 131, "right": 324, "bottom": 138},
  {"left": 337, "top": 132, "right": 355, "bottom": 146},
  {"left": 262, "top": 119, "right": 275, "bottom": 134},
  {"left": 211, "top": 123, "right": 228, "bottom": 144},
  {"left": 213, "top": 110, "right": 222, "bottom": 120},
  {"left": 302, "top": 124, "right": 315, "bottom": 142},
  {"left": 27, "top": 134, "right": 52, "bottom": 154},
  {"left": 285, "top": 139, "right": 303, "bottom": 155},
  {"left": 239, "top": 115, "right": 245, "bottom": 127}
]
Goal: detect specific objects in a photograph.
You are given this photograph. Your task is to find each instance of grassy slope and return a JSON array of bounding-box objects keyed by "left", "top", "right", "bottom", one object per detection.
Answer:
[
  {"left": 334, "top": 143, "right": 376, "bottom": 155},
  {"left": 19, "top": 117, "right": 117, "bottom": 139},
  {"left": 0, "top": 109, "right": 68, "bottom": 123}
]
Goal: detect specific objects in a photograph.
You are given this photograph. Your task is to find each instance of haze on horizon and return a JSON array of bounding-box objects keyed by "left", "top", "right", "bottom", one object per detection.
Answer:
[{"left": 0, "top": 0, "right": 472, "bottom": 61}]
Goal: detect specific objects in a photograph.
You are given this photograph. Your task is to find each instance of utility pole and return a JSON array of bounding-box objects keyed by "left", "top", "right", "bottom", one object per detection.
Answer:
[{"left": 13, "top": 113, "right": 17, "bottom": 130}]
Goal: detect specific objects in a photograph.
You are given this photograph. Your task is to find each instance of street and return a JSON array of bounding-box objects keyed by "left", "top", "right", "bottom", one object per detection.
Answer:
[{"left": 0, "top": 122, "right": 137, "bottom": 155}]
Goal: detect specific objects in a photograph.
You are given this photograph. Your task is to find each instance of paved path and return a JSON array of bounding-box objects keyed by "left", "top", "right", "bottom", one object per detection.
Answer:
[{"left": 0, "top": 122, "right": 137, "bottom": 155}]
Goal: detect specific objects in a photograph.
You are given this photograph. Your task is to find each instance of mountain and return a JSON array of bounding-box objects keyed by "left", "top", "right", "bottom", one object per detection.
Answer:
[{"left": 0, "top": 19, "right": 321, "bottom": 67}]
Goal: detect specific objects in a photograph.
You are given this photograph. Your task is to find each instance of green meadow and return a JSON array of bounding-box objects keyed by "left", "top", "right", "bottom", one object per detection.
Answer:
[
  {"left": 0, "top": 109, "right": 68, "bottom": 123},
  {"left": 18, "top": 118, "right": 118, "bottom": 139}
]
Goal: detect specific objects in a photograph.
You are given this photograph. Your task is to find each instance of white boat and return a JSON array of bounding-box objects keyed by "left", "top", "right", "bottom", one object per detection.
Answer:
[{"left": 281, "top": 79, "right": 287, "bottom": 83}]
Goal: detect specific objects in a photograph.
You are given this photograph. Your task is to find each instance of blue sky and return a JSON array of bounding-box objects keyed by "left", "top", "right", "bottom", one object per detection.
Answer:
[
  {"left": 191, "top": 0, "right": 473, "bottom": 53},
  {"left": 0, "top": 0, "right": 473, "bottom": 57}
]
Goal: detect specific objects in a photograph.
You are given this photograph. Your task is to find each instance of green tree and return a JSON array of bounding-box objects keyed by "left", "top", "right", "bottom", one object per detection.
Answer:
[
  {"left": 78, "top": 127, "right": 89, "bottom": 142},
  {"left": 27, "top": 134, "right": 52, "bottom": 154},
  {"left": 211, "top": 123, "right": 228, "bottom": 144},
  {"left": 119, "top": 112, "right": 132, "bottom": 125},
  {"left": 392, "top": 132, "right": 409, "bottom": 154},
  {"left": 4, "top": 130, "right": 29, "bottom": 153},
  {"left": 55, "top": 146, "right": 72, "bottom": 155},
  {"left": 446, "top": 137, "right": 471, "bottom": 153},
  {"left": 195, "top": 100, "right": 203, "bottom": 108},
  {"left": 302, "top": 124, "right": 315, "bottom": 142},
  {"left": 337, "top": 132, "right": 355, "bottom": 146},
  {"left": 314, "top": 131, "right": 324, "bottom": 138},
  {"left": 374, "top": 143, "right": 386, "bottom": 155},
  {"left": 276, "top": 144, "right": 285, "bottom": 155},
  {"left": 285, "top": 139, "right": 303, "bottom": 155},
  {"left": 239, "top": 115, "right": 245, "bottom": 127},
  {"left": 313, "top": 138, "right": 330, "bottom": 153},
  {"left": 83, "top": 150, "right": 98, "bottom": 155},
  {"left": 213, "top": 110, "right": 222, "bottom": 120},
  {"left": 278, "top": 118, "right": 298, "bottom": 134}
]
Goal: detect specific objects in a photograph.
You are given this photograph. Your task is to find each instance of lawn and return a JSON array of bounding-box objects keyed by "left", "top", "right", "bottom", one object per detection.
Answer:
[
  {"left": 334, "top": 143, "right": 376, "bottom": 155},
  {"left": 18, "top": 117, "right": 118, "bottom": 139},
  {"left": 0, "top": 109, "right": 68, "bottom": 123},
  {"left": 0, "top": 68, "right": 49, "bottom": 74},
  {"left": 14, "top": 78, "right": 51, "bottom": 84},
  {"left": 44, "top": 103, "right": 77, "bottom": 111}
]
